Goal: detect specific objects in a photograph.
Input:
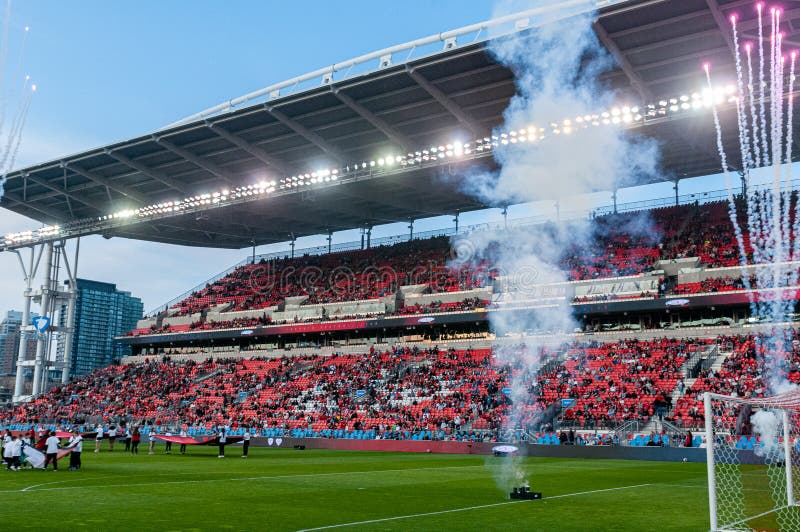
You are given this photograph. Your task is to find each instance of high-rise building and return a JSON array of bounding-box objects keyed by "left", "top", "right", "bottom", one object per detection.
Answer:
[
  {"left": 57, "top": 279, "right": 143, "bottom": 378},
  {"left": 0, "top": 310, "right": 36, "bottom": 376}
]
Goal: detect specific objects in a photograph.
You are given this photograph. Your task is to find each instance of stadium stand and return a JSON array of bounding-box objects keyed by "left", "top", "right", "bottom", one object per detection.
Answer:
[
  {"left": 3, "top": 335, "right": 745, "bottom": 443},
  {"left": 10, "top": 200, "right": 800, "bottom": 447},
  {"left": 127, "top": 201, "right": 800, "bottom": 337},
  {"left": 119, "top": 202, "right": 800, "bottom": 336},
  {"left": 672, "top": 330, "right": 800, "bottom": 428}
]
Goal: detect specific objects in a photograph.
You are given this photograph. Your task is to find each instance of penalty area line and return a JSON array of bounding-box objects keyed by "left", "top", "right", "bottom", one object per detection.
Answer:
[{"left": 296, "top": 483, "right": 653, "bottom": 531}]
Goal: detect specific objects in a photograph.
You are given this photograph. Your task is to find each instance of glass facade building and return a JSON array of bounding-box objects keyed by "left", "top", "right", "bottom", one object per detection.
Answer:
[
  {"left": 0, "top": 310, "right": 35, "bottom": 375},
  {"left": 58, "top": 279, "right": 143, "bottom": 378}
]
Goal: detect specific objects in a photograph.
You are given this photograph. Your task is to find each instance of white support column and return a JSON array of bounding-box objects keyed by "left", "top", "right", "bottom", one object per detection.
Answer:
[
  {"left": 12, "top": 248, "right": 35, "bottom": 402},
  {"left": 31, "top": 242, "right": 54, "bottom": 396},
  {"left": 783, "top": 409, "right": 795, "bottom": 507},
  {"left": 704, "top": 392, "right": 718, "bottom": 531},
  {"left": 59, "top": 238, "right": 79, "bottom": 384}
]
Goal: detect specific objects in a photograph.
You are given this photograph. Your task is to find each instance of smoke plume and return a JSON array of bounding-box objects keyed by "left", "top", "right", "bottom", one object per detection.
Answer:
[
  {"left": 455, "top": 1, "right": 660, "bottom": 492},
  {"left": 751, "top": 409, "right": 782, "bottom": 459}
]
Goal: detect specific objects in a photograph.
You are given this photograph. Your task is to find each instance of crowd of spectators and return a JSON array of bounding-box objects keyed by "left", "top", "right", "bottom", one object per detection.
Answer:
[
  {"left": 672, "top": 276, "right": 746, "bottom": 295},
  {"left": 546, "top": 338, "right": 701, "bottom": 428},
  {"left": 126, "top": 201, "right": 800, "bottom": 338},
  {"left": 3, "top": 336, "right": 733, "bottom": 438},
  {"left": 672, "top": 330, "right": 800, "bottom": 428},
  {"left": 396, "top": 298, "right": 489, "bottom": 315},
  {"left": 165, "top": 202, "right": 755, "bottom": 321},
  {"left": 172, "top": 237, "right": 493, "bottom": 316}
]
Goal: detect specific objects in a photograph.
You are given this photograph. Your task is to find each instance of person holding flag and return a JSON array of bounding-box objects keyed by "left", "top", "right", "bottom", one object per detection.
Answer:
[
  {"left": 218, "top": 427, "right": 227, "bottom": 458},
  {"left": 164, "top": 430, "right": 173, "bottom": 454},
  {"left": 242, "top": 428, "right": 250, "bottom": 458},
  {"left": 131, "top": 427, "right": 140, "bottom": 455},
  {"left": 148, "top": 428, "right": 157, "bottom": 455},
  {"left": 107, "top": 425, "right": 117, "bottom": 452},
  {"left": 44, "top": 431, "right": 61, "bottom": 471},
  {"left": 67, "top": 429, "right": 83, "bottom": 470},
  {"left": 9, "top": 434, "right": 22, "bottom": 470},
  {"left": 2, "top": 429, "right": 10, "bottom": 469},
  {"left": 4, "top": 433, "right": 19, "bottom": 470},
  {"left": 19, "top": 434, "right": 33, "bottom": 470},
  {"left": 179, "top": 427, "right": 188, "bottom": 455},
  {"left": 94, "top": 424, "right": 104, "bottom": 453}
]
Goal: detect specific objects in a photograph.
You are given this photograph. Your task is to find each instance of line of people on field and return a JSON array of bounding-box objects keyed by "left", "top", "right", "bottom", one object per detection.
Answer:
[
  {"left": 3, "top": 423, "right": 254, "bottom": 466},
  {"left": 2, "top": 429, "right": 83, "bottom": 471}
]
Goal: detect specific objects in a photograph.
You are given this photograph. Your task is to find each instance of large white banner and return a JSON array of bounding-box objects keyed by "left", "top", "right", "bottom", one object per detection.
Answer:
[{"left": 21, "top": 443, "right": 45, "bottom": 468}]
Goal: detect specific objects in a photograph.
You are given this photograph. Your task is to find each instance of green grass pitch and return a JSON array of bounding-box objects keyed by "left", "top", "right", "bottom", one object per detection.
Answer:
[{"left": 0, "top": 446, "right": 710, "bottom": 530}]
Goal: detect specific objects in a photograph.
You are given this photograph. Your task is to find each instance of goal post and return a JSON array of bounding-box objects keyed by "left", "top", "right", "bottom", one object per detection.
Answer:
[{"left": 704, "top": 391, "right": 800, "bottom": 531}]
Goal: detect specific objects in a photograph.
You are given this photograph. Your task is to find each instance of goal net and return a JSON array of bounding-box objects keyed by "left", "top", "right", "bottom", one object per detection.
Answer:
[{"left": 705, "top": 391, "right": 800, "bottom": 531}]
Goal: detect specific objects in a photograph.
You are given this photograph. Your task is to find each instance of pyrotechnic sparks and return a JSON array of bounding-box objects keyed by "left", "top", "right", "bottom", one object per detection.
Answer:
[
  {"left": 0, "top": 0, "right": 35, "bottom": 199},
  {"left": 706, "top": 2, "right": 800, "bottom": 393}
]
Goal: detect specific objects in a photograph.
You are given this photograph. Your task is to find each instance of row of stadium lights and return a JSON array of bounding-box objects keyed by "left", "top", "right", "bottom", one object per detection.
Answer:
[{"left": 2, "top": 85, "right": 739, "bottom": 246}]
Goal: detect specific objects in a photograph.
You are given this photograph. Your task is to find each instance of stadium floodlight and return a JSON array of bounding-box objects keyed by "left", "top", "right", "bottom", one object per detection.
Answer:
[{"left": 3, "top": 82, "right": 749, "bottom": 250}]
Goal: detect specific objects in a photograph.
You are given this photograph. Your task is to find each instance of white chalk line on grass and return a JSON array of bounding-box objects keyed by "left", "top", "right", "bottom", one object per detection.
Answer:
[
  {"left": 7, "top": 469, "right": 226, "bottom": 493},
  {"left": 20, "top": 479, "right": 79, "bottom": 492},
  {"left": 5, "top": 463, "right": 698, "bottom": 495},
  {"left": 2, "top": 464, "right": 487, "bottom": 494},
  {"left": 0, "top": 458, "right": 632, "bottom": 493},
  {"left": 295, "top": 483, "right": 654, "bottom": 531}
]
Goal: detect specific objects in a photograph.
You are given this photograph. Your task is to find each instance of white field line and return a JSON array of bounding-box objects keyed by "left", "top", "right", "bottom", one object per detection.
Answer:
[
  {"left": 296, "top": 483, "right": 654, "bottom": 531},
  {"left": 6, "top": 459, "right": 659, "bottom": 494}
]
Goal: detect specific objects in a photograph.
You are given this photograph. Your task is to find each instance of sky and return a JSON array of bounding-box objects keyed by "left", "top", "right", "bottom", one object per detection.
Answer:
[{"left": 0, "top": 0, "right": 739, "bottom": 315}]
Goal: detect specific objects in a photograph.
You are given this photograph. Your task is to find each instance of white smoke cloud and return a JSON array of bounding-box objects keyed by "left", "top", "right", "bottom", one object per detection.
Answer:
[
  {"left": 454, "top": 1, "right": 661, "bottom": 493},
  {"left": 751, "top": 409, "right": 782, "bottom": 459}
]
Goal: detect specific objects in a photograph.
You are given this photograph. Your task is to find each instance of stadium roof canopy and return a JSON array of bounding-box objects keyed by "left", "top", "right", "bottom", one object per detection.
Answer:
[{"left": 0, "top": 0, "right": 788, "bottom": 249}]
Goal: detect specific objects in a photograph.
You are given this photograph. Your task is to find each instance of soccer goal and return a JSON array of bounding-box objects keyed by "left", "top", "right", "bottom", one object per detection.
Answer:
[{"left": 704, "top": 391, "right": 800, "bottom": 531}]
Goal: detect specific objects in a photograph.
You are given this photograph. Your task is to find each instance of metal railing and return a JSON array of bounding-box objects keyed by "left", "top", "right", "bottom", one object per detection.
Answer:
[
  {"left": 166, "top": 1, "right": 636, "bottom": 128},
  {"left": 614, "top": 419, "right": 643, "bottom": 444},
  {"left": 682, "top": 344, "right": 718, "bottom": 379}
]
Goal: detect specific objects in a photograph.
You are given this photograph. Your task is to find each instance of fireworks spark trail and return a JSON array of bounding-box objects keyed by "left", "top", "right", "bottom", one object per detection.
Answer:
[
  {"left": 705, "top": 64, "right": 751, "bottom": 284},
  {"left": 0, "top": 5, "right": 35, "bottom": 201},
  {"left": 786, "top": 51, "right": 800, "bottom": 298},
  {"left": 770, "top": 17, "right": 783, "bottom": 306},
  {"left": 788, "top": 53, "right": 800, "bottom": 272},
  {"left": 0, "top": 82, "right": 29, "bottom": 196},
  {"left": 6, "top": 84, "right": 34, "bottom": 173},
  {"left": 0, "top": 74, "right": 31, "bottom": 172},
  {"left": 732, "top": 16, "right": 753, "bottom": 171},
  {"left": 758, "top": 3, "right": 770, "bottom": 164},
  {"left": 712, "top": 4, "right": 800, "bottom": 392},
  {"left": 0, "top": 0, "right": 12, "bottom": 139},
  {"left": 746, "top": 43, "right": 762, "bottom": 167},
  {"left": 774, "top": 31, "right": 789, "bottom": 275},
  {"left": 0, "top": 80, "right": 31, "bottom": 172},
  {"left": 745, "top": 40, "right": 767, "bottom": 268}
]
